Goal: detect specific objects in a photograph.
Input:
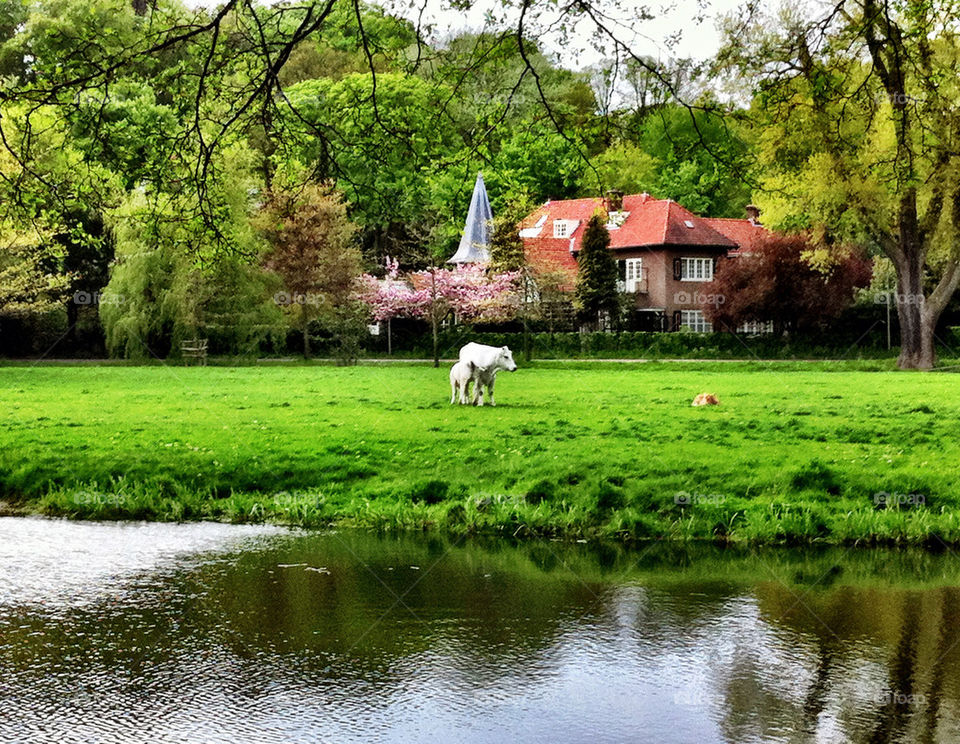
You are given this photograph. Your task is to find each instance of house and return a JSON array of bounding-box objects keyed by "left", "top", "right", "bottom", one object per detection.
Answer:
[{"left": 520, "top": 192, "right": 767, "bottom": 332}]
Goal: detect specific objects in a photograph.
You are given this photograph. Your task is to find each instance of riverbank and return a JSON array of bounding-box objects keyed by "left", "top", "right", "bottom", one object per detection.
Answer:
[{"left": 2, "top": 361, "right": 959, "bottom": 545}]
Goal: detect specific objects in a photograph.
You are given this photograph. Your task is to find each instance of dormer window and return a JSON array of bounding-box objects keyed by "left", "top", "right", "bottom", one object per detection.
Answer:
[
  {"left": 519, "top": 214, "right": 549, "bottom": 239},
  {"left": 606, "top": 211, "right": 630, "bottom": 229},
  {"left": 553, "top": 220, "right": 570, "bottom": 238}
]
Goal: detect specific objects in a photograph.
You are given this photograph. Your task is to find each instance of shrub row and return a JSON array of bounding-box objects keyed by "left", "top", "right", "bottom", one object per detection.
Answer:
[{"left": 381, "top": 329, "right": 901, "bottom": 360}]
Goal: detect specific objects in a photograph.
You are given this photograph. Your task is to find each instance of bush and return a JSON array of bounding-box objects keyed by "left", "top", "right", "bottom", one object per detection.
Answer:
[
  {"left": 525, "top": 478, "right": 556, "bottom": 505},
  {"left": 790, "top": 460, "right": 841, "bottom": 495},
  {"left": 370, "top": 326, "right": 901, "bottom": 361},
  {"left": 594, "top": 481, "right": 625, "bottom": 511},
  {"left": 409, "top": 479, "right": 450, "bottom": 504}
]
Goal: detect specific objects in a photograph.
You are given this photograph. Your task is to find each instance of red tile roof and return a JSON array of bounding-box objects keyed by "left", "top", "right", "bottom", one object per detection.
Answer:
[
  {"left": 521, "top": 194, "right": 765, "bottom": 271},
  {"left": 701, "top": 217, "right": 768, "bottom": 254}
]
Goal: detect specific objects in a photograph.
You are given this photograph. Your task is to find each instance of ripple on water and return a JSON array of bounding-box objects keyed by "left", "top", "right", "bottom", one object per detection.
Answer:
[{"left": 1, "top": 519, "right": 958, "bottom": 744}]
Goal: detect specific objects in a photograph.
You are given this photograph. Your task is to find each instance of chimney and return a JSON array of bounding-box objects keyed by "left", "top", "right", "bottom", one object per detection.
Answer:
[
  {"left": 745, "top": 204, "right": 762, "bottom": 225},
  {"left": 604, "top": 189, "right": 624, "bottom": 213},
  {"left": 639, "top": 192, "right": 650, "bottom": 204}
]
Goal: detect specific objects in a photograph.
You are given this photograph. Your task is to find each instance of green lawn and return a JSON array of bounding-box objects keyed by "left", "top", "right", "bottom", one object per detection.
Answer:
[{"left": 2, "top": 360, "right": 959, "bottom": 544}]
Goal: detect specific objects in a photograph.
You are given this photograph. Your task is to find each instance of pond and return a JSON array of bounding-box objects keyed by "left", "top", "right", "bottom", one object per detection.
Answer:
[{"left": 1, "top": 517, "right": 959, "bottom": 743}]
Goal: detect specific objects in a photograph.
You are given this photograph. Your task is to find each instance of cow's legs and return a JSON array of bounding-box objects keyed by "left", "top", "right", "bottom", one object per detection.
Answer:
[
  {"left": 487, "top": 376, "right": 496, "bottom": 406},
  {"left": 473, "top": 376, "right": 484, "bottom": 406},
  {"left": 459, "top": 379, "right": 471, "bottom": 405},
  {"left": 451, "top": 380, "right": 457, "bottom": 404}
]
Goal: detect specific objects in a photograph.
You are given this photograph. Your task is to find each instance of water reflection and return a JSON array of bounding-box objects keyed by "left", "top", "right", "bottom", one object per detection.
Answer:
[{"left": 2, "top": 519, "right": 960, "bottom": 743}]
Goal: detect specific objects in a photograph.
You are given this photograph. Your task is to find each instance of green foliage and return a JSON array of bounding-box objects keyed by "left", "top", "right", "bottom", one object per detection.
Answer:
[
  {"left": 585, "top": 106, "right": 753, "bottom": 217},
  {"left": 285, "top": 74, "right": 457, "bottom": 231},
  {"left": 0, "top": 230, "right": 69, "bottom": 318},
  {"left": 489, "top": 196, "right": 533, "bottom": 273},
  {"left": 101, "top": 153, "right": 273, "bottom": 358},
  {"left": 69, "top": 81, "right": 180, "bottom": 190},
  {"left": 99, "top": 223, "right": 194, "bottom": 359},
  {"left": 0, "top": 0, "right": 29, "bottom": 77},
  {"left": 488, "top": 123, "right": 586, "bottom": 205},
  {"left": 590, "top": 143, "right": 659, "bottom": 196}
]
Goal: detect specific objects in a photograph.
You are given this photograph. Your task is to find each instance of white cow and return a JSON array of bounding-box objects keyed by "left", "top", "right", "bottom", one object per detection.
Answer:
[
  {"left": 449, "top": 360, "right": 476, "bottom": 405},
  {"left": 458, "top": 342, "right": 518, "bottom": 406}
]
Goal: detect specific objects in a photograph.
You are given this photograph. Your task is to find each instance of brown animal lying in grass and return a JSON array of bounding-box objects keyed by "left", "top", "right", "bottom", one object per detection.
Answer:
[{"left": 691, "top": 393, "right": 720, "bottom": 406}]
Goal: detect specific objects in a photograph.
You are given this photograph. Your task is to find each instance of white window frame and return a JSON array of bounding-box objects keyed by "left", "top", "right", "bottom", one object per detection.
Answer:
[
  {"left": 737, "top": 320, "right": 774, "bottom": 336},
  {"left": 625, "top": 258, "right": 644, "bottom": 293},
  {"left": 553, "top": 220, "right": 570, "bottom": 238},
  {"left": 680, "top": 310, "right": 712, "bottom": 333},
  {"left": 680, "top": 257, "right": 714, "bottom": 282}
]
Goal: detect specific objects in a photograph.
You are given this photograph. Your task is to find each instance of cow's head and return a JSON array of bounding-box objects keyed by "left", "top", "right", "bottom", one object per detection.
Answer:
[{"left": 500, "top": 346, "right": 518, "bottom": 371}]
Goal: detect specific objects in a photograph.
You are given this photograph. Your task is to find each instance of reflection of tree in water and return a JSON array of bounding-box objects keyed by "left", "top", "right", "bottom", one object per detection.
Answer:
[
  {"left": 6, "top": 534, "right": 960, "bottom": 742},
  {"left": 730, "top": 582, "right": 960, "bottom": 744},
  {"left": 868, "top": 594, "right": 921, "bottom": 743}
]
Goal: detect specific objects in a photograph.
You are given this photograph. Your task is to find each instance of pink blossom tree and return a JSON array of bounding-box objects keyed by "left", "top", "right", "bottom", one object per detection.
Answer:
[
  {"left": 356, "top": 258, "right": 417, "bottom": 354},
  {"left": 358, "top": 262, "right": 521, "bottom": 365}
]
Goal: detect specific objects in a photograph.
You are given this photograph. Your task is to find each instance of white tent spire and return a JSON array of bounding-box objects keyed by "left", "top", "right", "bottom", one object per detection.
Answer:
[{"left": 448, "top": 172, "right": 492, "bottom": 264}]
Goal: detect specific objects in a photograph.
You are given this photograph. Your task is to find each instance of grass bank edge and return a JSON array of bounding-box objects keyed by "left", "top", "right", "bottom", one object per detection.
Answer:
[{"left": 6, "top": 483, "right": 959, "bottom": 548}]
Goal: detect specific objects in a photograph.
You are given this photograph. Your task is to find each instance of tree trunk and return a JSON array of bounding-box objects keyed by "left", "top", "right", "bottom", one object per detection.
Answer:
[
  {"left": 895, "top": 253, "right": 936, "bottom": 370},
  {"left": 430, "top": 270, "right": 439, "bottom": 367},
  {"left": 301, "top": 304, "right": 311, "bottom": 360},
  {"left": 66, "top": 296, "right": 79, "bottom": 351},
  {"left": 523, "top": 313, "right": 531, "bottom": 362},
  {"left": 522, "top": 271, "right": 532, "bottom": 362}
]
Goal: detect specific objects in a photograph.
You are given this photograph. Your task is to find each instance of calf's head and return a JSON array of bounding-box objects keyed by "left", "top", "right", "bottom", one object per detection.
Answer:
[{"left": 499, "top": 346, "right": 518, "bottom": 372}]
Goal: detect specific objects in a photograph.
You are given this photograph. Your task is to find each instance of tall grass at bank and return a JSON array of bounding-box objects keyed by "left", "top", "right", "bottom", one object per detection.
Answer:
[{"left": 3, "top": 362, "right": 960, "bottom": 545}]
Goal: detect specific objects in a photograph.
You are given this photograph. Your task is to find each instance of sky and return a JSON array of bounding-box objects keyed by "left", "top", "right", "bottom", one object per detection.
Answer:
[{"left": 184, "top": 0, "right": 750, "bottom": 69}]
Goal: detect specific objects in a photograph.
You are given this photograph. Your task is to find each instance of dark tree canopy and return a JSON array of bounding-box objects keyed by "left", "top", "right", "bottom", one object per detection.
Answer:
[
  {"left": 704, "top": 234, "right": 871, "bottom": 336},
  {"left": 575, "top": 212, "right": 619, "bottom": 328}
]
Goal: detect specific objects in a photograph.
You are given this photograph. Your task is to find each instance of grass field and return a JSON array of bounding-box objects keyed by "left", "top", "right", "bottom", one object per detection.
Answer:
[{"left": 2, "top": 360, "right": 960, "bottom": 544}]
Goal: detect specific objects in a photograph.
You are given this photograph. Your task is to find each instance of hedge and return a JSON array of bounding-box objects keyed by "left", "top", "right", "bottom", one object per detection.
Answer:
[{"left": 372, "top": 328, "right": 901, "bottom": 360}]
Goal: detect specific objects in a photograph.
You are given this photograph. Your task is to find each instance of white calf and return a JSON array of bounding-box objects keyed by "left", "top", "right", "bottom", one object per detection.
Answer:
[{"left": 449, "top": 360, "right": 475, "bottom": 404}]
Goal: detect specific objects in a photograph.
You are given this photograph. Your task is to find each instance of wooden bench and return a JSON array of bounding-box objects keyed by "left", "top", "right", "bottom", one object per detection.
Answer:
[{"left": 181, "top": 338, "right": 208, "bottom": 366}]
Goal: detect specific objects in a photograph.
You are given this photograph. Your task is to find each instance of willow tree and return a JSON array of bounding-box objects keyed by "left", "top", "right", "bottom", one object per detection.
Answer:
[{"left": 721, "top": 0, "right": 960, "bottom": 369}]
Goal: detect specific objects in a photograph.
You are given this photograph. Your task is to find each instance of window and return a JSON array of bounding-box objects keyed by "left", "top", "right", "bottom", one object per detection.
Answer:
[
  {"left": 681, "top": 257, "right": 714, "bottom": 281},
  {"left": 681, "top": 310, "right": 712, "bottom": 333},
  {"left": 625, "top": 258, "right": 644, "bottom": 293},
  {"left": 737, "top": 320, "right": 774, "bottom": 335},
  {"left": 553, "top": 220, "right": 569, "bottom": 238}
]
